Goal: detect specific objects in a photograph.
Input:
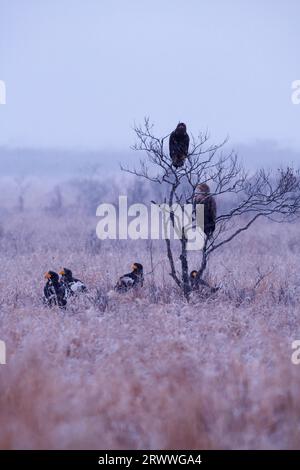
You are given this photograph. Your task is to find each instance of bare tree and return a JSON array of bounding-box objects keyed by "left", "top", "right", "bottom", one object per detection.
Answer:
[
  {"left": 45, "top": 185, "right": 64, "bottom": 216},
  {"left": 122, "top": 118, "right": 300, "bottom": 300},
  {"left": 15, "top": 176, "right": 31, "bottom": 213}
]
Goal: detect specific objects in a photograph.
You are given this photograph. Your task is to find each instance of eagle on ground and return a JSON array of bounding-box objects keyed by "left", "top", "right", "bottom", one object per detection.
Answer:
[
  {"left": 43, "top": 271, "right": 67, "bottom": 308},
  {"left": 114, "top": 263, "right": 144, "bottom": 293},
  {"left": 59, "top": 268, "right": 87, "bottom": 298}
]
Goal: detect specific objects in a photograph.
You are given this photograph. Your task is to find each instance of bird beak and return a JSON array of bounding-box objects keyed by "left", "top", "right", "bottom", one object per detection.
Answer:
[
  {"left": 131, "top": 264, "right": 137, "bottom": 271},
  {"left": 192, "top": 272, "right": 197, "bottom": 278},
  {"left": 59, "top": 270, "right": 65, "bottom": 275},
  {"left": 44, "top": 272, "right": 51, "bottom": 279}
]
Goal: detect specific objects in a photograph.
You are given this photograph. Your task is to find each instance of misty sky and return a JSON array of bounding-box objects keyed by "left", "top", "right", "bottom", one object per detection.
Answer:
[{"left": 0, "top": 0, "right": 300, "bottom": 154}]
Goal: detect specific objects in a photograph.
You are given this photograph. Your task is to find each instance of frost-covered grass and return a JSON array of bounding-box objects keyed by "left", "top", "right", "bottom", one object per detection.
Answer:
[{"left": 0, "top": 209, "right": 300, "bottom": 449}]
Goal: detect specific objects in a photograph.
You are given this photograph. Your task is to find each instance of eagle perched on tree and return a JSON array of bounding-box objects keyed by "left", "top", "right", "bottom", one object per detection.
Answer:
[
  {"left": 194, "top": 183, "right": 217, "bottom": 238},
  {"left": 169, "top": 123, "right": 189, "bottom": 168}
]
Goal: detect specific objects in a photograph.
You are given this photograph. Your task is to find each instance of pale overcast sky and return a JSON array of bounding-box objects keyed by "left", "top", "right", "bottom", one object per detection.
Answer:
[{"left": 0, "top": 0, "right": 299, "bottom": 152}]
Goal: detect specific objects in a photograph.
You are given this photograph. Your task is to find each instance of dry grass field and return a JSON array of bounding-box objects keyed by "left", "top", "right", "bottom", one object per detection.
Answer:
[{"left": 0, "top": 181, "right": 300, "bottom": 450}]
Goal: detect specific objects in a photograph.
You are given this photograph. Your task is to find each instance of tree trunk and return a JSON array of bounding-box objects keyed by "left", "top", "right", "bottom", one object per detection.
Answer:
[{"left": 180, "top": 230, "right": 190, "bottom": 300}]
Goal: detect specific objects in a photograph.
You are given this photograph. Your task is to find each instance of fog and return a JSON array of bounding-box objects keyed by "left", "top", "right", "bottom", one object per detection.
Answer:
[
  {"left": 1, "top": 0, "right": 300, "bottom": 158},
  {"left": 1, "top": 140, "right": 299, "bottom": 183}
]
